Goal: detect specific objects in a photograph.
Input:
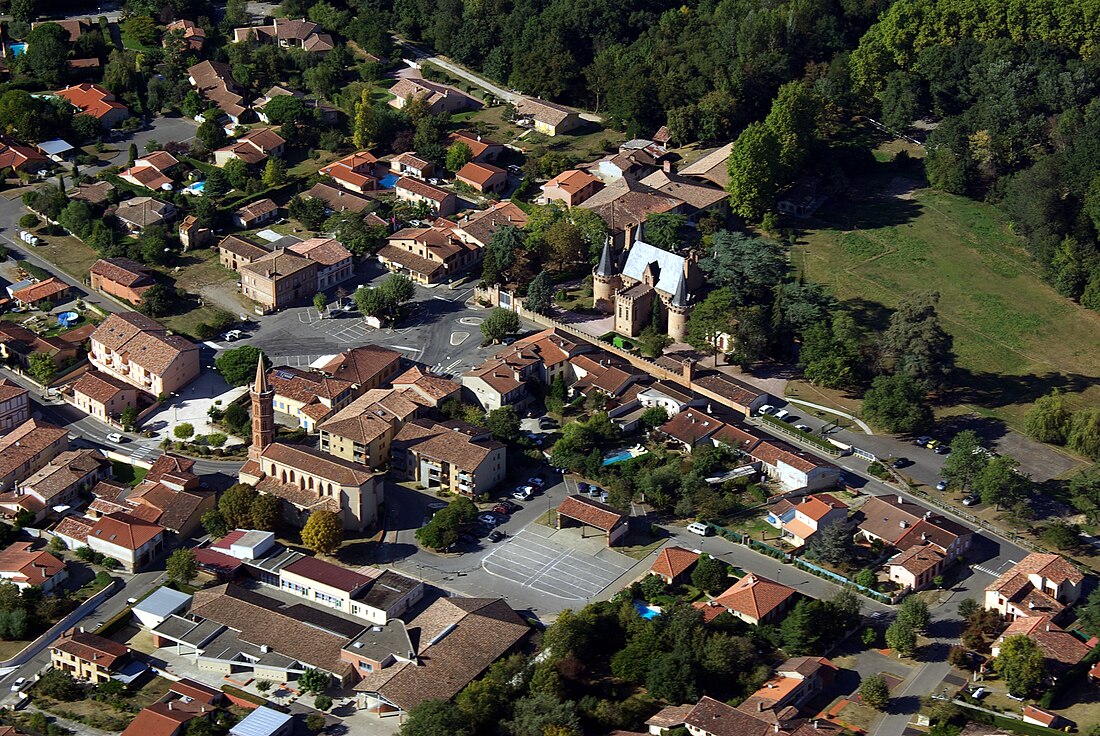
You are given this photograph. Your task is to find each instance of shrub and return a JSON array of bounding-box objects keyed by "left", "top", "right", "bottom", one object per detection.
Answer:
[
  {"left": 173, "top": 423, "right": 194, "bottom": 440},
  {"left": 314, "top": 694, "right": 333, "bottom": 711},
  {"left": 18, "top": 214, "right": 38, "bottom": 228}
]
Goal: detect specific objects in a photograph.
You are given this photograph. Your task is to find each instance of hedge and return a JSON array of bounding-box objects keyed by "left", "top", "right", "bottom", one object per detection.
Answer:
[{"left": 221, "top": 684, "right": 270, "bottom": 707}]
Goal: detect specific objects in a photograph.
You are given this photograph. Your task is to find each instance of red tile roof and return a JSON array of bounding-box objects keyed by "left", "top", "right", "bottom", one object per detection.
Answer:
[
  {"left": 89, "top": 512, "right": 164, "bottom": 550},
  {"left": 650, "top": 546, "right": 699, "bottom": 580},
  {"left": 56, "top": 83, "right": 128, "bottom": 120},
  {"left": 556, "top": 495, "right": 625, "bottom": 533},
  {"left": 698, "top": 573, "right": 796, "bottom": 622},
  {"left": 282, "top": 556, "right": 373, "bottom": 592}
]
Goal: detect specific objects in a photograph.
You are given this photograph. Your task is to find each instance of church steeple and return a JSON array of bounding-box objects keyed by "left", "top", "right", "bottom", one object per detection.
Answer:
[
  {"left": 596, "top": 237, "right": 615, "bottom": 277},
  {"left": 249, "top": 356, "right": 274, "bottom": 461}
]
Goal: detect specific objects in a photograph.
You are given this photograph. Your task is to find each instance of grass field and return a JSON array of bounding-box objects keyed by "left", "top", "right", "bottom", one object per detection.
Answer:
[
  {"left": 795, "top": 170, "right": 1100, "bottom": 429},
  {"left": 464, "top": 105, "right": 624, "bottom": 162}
]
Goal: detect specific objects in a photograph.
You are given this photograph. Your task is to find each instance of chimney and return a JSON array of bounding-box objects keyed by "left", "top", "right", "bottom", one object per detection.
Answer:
[
  {"left": 921, "top": 532, "right": 928, "bottom": 541},
  {"left": 167, "top": 702, "right": 173, "bottom": 711},
  {"left": 774, "top": 724, "right": 780, "bottom": 734},
  {"left": 814, "top": 721, "right": 819, "bottom": 730},
  {"left": 897, "top": 495, "right": 904, "bottom": 504},
  {"left": 1046, "top": 623, "right": 1050, "bottom": 632},
  {"left": 662, "top": 159, "right": 672, "bottom": 173}
]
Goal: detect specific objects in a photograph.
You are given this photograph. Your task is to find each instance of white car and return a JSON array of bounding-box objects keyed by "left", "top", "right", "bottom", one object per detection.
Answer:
[
  {"left": 512, "top": 487, "right": 533, "bottom": 500},
  {"left": 795, "top": 424, "right": 811, "bottom": 432},
  {"left": 222, "top": 329, "right": 242, "bottom": 341},
  {"left": 106, "top": 432, "right": 124, "bottom": 444},
  {"left": 757, "top": 404, "right": 775, "bottom": 416},
  {"left": 10, "top": 678, "right": 26, "bottom": 693}
]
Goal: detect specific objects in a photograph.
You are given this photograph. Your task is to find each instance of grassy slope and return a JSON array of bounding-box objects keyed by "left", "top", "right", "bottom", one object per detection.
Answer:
[{"left": 795, "top": 173, "right": 1100, "bottom": 429}]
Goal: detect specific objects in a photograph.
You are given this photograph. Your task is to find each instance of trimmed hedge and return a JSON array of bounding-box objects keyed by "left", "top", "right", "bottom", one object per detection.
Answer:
[{"left": 221, "top": 684, "right": 270, "bottom": 707}]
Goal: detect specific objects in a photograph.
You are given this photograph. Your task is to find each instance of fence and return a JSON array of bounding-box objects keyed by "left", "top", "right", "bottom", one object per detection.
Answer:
[
  {"left": 0, "top": 578, "right": 119, "bottom": 667},
  {"left": 758, "top": 414, "right": 841, "bottom": 455},
  {"left": 793, "top": 558, "right": 897, "bottom": 604}
]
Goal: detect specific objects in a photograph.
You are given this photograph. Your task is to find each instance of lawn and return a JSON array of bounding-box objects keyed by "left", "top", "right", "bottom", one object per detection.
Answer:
[
  {"left": 795, "top": 171, "right": 1100, "bottom": 429},
  {"left": 111, "top": 460, "right": 147, "bottom": 486},
  {"left": 37, "top": 676, "right": 171, "bottom": 732},
  {"left": 162, "top": 303, "right": 238, "bottom": 340},
  {"left": 30, "top": 234, "right": 100, "bottom": 282},
  {"left": 465, "top": 105, "right": 624, "bottom": 162}
]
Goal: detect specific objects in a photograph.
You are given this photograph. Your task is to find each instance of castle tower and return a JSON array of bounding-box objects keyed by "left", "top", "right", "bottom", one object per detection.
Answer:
[
  {"left": 249, "top": 356, "right": 275, "bottom": 461},
  {"left": 592, "top": 237, "right": 620, "bottom": 314},
  {"left": 667, "top": 272, "right": 692, "bottom": 342}
]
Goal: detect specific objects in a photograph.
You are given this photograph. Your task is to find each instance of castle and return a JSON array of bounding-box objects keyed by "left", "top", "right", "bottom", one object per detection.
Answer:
[
  {"left": 239, "top": 358, "right": 382, "bottom": 531},
  {"left": 592, "top": 222, "right": 703, "bottom": 342}
]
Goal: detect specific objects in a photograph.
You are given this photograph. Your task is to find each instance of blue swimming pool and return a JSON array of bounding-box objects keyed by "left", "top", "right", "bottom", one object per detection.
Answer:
[
  {"left": 378, "top": 173, "right": 400, "bottom": 188},
  {"left": 602, "top": 447, "right": 648, "bottom": 466},
  {"left": 9, "top": 43, "right": 26, "bottom": 57},
  {"left": 185, "top": 181, "right": 206, "bottom": 195},
  {"left": 633, "top": 601, "right": 661, "bottom": 620}
]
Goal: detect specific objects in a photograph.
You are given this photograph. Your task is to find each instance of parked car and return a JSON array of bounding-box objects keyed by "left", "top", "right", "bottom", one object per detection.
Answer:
[
  {"left": 427, "top": 501, "right": 450, "bottom": 511},
  {"left": 538, "top": 416, "right": 558, "bottom": 429},
  {"left": 915, "top": 435, "right": 932, "bottom": 446},
  {"left": 222, "top": 329, "right": 243, "bottom": 341},
  {"left": 757, "top": 404, "right": 775, "bottom": 416},
  {"left": 773, "top": 409, "right": 790, "bottom": 421},
  {"left": 963, "top": 494, "right": 981, "bottom": 506},
  {"left": 936, "top": 480, "right": 948, "bottom": 491},
  {"left": 488, "top": 529, "right": 506, "bottom": 542},
  {"left": 970, "top": 687, "right": 987, "bottom": 700},
  {"left": 577, "top": 482, "right": 590, "bottom": 493},
  {"left": 528, "top": 477, "right": 545, "bottom": 488},
  {"left": 512, "top": 487, "right": 533, "bottom": 500},
  {"left": 934, "top": 445, "right": 950, "bottom": 455},
  {"left": 10, "top": 678, "right": 26, "bottom": 693},
  {"left": 493, "top": 504, "right": 512, "bottom": 516},
  {"left": 587, "top": 486, "right": 602, "bottom": 497},
  {"left": 686, "top": 521, "right": 711, "bottom": 536},
  {"left": 458, "top": 532, "right": 478, "bottom": 545},
  {"left": 795, "top": 424, "right": 811, "bottom": 432},
  {"left": 477, "top": 513, "right": 501, "bottom": 527},
  {"left": 497, "top": 500, "right": 521, "bottom": 513},
  {"left": 106, "top": 433, "right": 125, "bottom": 444},
  {"left": 892, "top": 457, "right": 911, "bottom": 469},
  {"left": 925, "top": 439, "right": 941, "bottom": 450}
]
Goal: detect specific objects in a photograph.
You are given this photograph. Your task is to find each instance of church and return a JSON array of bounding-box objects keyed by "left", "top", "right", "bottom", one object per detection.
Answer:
[
  {"left": 592, "top": 222, "right": 703, "bottom": 342},
  {"left": 239, "top": 358, "right": 382, "bottom": 532}
]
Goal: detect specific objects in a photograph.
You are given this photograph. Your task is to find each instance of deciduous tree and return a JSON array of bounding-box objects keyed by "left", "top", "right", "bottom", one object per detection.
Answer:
[
  {"left": 166, "top": 548, "right": 197, "bottom": 587},
  {"left": 861, "top": 374, "right": 932, "bottom": 433},
  {"left": 878, "top": 291, "right": 955, "bottom": 389},
  {"left": 860, "top": 674, "right": 890, "bottom": 710},
  {"left": 480, "top": 308, "right": 520, "bottom": 344},
  {"left": 301, "top": 510, "right": 343, "bottom": 555},
  {"left": 993, "top": 635, "right": 1044, "bottom": 697}
]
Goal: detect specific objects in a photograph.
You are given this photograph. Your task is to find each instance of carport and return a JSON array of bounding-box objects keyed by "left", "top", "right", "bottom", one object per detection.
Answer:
[{"left": 556, "top": 495, "right": 628, "bottom": 547}]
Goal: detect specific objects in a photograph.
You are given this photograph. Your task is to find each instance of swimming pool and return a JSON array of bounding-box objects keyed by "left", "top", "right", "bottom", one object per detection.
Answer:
[
  {"left": 184, "top": 181, "right": 206, "bottom": 195},
  {"left": 9, "top": 43, "right": 26, "bottom": 57},
  {"left": 378, "top": 173, "right": 400, "bottom": 188},
  {"left": 633, "top": 601, "right": 661, "bottom": 620},
  {"left": 602, "top": 447, "right": 648, "bottom": 466}
]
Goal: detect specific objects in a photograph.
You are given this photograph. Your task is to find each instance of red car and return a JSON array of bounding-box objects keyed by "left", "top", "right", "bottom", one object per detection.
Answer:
[{"left": 493, "top": 504, "right": 512, "bottom": 515}]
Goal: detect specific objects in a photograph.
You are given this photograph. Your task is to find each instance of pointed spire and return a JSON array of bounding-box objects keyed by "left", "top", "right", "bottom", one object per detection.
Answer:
[
  {"left": 254, "top": 355, "right": 268, "bottom": 393},
  {"left": 634, "top": 218, "right": 644, "bottom": 244},
  {"left": 671, "top": 273, "right": 690, "bottom": 308},
  {"left": 596, "top": 237, "right": 615, "bottom": 277}
]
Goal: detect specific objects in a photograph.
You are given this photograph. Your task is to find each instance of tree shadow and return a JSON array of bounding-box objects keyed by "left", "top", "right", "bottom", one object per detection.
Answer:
[
  {"left": 886, "top": 694, "right": 921, "bottom": 715},
  {"left": 841, "top": 297, "right": 894, "bottom": 334},
  {"left": 948, "top": 369, "right": 1099, "bottom": 411},
  {"left": 931, "top": 414, "right": 1009, "bottom": 446}
]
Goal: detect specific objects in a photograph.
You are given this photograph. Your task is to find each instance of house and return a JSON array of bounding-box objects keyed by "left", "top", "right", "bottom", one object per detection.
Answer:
[
  {"left": 0, "top": 324, "right": 80, "bottom": 374},
  {"left": 114, "top": 197, "right": 176, "bottom": 234},
  {"left": 241, "top": 360, "right": 382, "bottom": 531},
  {"left": 777, "top": 179, "right": 826, "bottom": 218},
  {"left": 87, "top": 512, "right": 166, "bottom": 572},
  {"left": 579, "top": 176, "right": 684, "bottom": 237},
  {"left": 352, "top": 597, "right": 529, "bottom": 715},
  {"left": 0, "top": 419, "right": 69, "bottom": 492},
  {"left": 394, "top": 176, "right": 458, "bottom": 217},
  {"left": 240, "top": 249, "right": 318, "bottom": 312},
  {"left": 232, "top": 17, "right": 334, "bottom": 53},
  {"left": 447, "top": 131, "right": 503, "bottom": 163},
  {"left": 0, "top": 379, "right": 29, "bottom": 433},
  {"left": 1021, "top": 705, "right": 1073, "bottom": 730},
  {"left": 94, "top": 464, "right": 214, "bottom": 539},
  {"left": 694, "top": 573, "right": 797, "bottom": 625},
  {"left": 387, "top": 78, "right": 481, "bottom": 115},
  {"left": 11, "top": 278, "right": 70, "bottom": 309},
  {"left": 514, "top": 97, "right": 583, "bottom": 136},
  {"left": 456, "top": 161, "right": 508, "bottom": 194},
  {"left": 380, "top": 223, "right": 483, "bottom": 284},
  {"left": 0, "top": 137, "right": 48, "bottom": 173},
  {"left": 685, "top": 695, "right": 788, "bottom": 736},
  {"left": 389, "top": 152, "right": 435, "bottom": 180},
  {"left": 450, "top": 200, "right": 529, "bottom": 247},
  {"left": 857, "top": 495, "right": 973, "bottom": 556},
  {"left": 165, "top": 19, "right": 205, "bottom": 51},
  {"left": 391, "top": 419, "right": 506, "bottom": 495},
  {"left": 304, "top": 182, "right": 374, "bottom": 214},
  {"left": 0, "top": 448, "right": 108, "bottom": 522},
  {"left": 749, "top": 439, "right": 841, "bottom": 492},
  {"left": 646, "top": 705, "right": 694, "bottom": 735},
  {"left": 229, "top": 707, "right": 293, "bottom": 736},
  {"left": 738, "top": 657, "right": 837, "bottom": 720},
  {"left": 232, "top": 198, "right": 278, "bottom": 229},
  {"left": 391, "top": 365, "right": 461, "bottom": 404},
  {"left": 321, "top": 151, "right": 379, "bottom": 193},
  {"left": 152, "top": 583, "right": 359, "bottom": 686},
  {"left": 888, "top": 544, "right": 947, "bottom": 591},
  {"left": 69, "top": 181, "right": 115, "bottom": 206},
  {"left": 268, "top": 365, "right": 356, "bottom": 431},
  {"left": 640, "top": 169, "right": 729, "bottom": 221},
  {"left": 992, "top": 615, "right": 1094, "bottom": 681},
  {"left": 650, "top": 546, "right": 700, "bottom": 585},
  {"left": 37, "top": 139, "right": 75, "bottom": 163},
  {"left": 659, "top": 408, "right": 727, "bottom": 451},
  {"left": 120, "top": 151, "right": 178, "bottom": 191},
  {"left": 690, "top": 372, "right": 771, "bottom": 417},
  {"left": 277, "top": 555, "right": 423, "bottom": 624},
  {"left": 320, "top": 345, "right": 403, "bottom": 391},
  {"left": 555, "top": 495, "right": 628, "bottom": 546},
  {"left": 50, "top": 629, "right": 131, "bottom": 684},
  {"left": 766, "top": 494, "right": 849, "bottom": 547},
  {"left": 253, "top": 85, "right": 340, "bottom": 125},
  {"left": 187, "top": 60, "right": 248, "bottom": 123},
  {"left": 679, "top": 142, "right": 733, "bottom": 189},
  {"left": 985, "top": 552, "right": 1085, "bottom": 622},
  {"left": 178, "top": 215, "right": 213, "bottom": 250},
  {"left": 32, "top": 19, "right": 91, "bottom": 42},
  {"left": 462, "top": 357, "right": 532, "bottom": 411},
  {"left": 288, "top": 237, "right": 355, "bottom": 290},
  {"left": 120, "top": 679, "right": 224, "bottom": 736},
  {"left": 90, "top": 258, "right": 156, "bottom": 304},
  {"left": 218, "top": 235, "right": 270, "bottom": 272},
  {"left": 541, "top": 169, "right": 603, "bottom": 207},
  {"left": 90, "top": 312, "right": 201, "bottom": 396},
  {"left": 0, "top": 542, "right": 66, "bottom": 592},
  {"left": 214, "top": 127, "right": 285, "bottom": 167},
  {"left": 55, "top": 84, "right": 129, "bottom": 128}
]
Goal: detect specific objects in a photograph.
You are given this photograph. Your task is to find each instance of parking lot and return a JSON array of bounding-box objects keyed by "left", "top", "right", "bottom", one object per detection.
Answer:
[{"left": 482, "top": 528, "right": 635, "bottom": 601}]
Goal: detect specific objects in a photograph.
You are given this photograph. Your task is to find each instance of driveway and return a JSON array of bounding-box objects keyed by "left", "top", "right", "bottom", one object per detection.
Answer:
[{"left": 482, "top": 527, "right": 635, "bottom": 601}]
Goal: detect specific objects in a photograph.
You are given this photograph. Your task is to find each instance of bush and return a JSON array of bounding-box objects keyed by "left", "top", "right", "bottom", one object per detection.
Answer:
[
  {"left": 36, "top": 669, "right": 84, "bottom": 701},
  {"left": 173, "top": 423, "right": 194, "bottom": 440},
  {"left": 314, "top": 694, "right": 333, "bottom": 711},
  {"left": 18, "top": 214, "right": 39, "bottom": 228}
]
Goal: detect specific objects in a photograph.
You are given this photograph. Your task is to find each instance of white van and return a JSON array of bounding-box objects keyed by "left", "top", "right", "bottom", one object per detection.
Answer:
[{"left": 686, "top": 521, "right": 711, "bottom": 536}]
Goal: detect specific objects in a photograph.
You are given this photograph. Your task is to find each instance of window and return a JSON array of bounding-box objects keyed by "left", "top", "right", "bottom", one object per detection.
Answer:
[{"left": 359, "top": 661, "right": 373, "bottom": 672}]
